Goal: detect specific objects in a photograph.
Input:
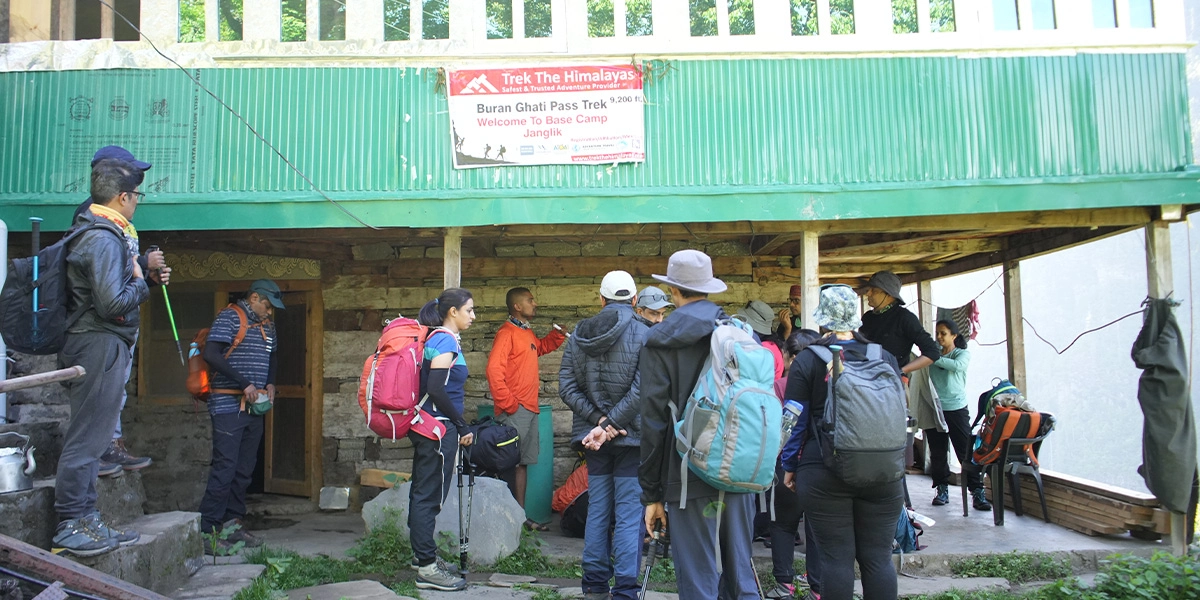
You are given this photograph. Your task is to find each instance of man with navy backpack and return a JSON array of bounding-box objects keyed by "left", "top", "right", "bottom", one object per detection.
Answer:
[{"left": 638, "top": 250, "right": 759, "bottom": 599}]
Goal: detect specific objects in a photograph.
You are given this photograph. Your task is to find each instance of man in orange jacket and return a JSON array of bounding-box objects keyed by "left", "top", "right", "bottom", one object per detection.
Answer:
[{"left": 486, "top": 287, "right": 566, "bottom": 530}]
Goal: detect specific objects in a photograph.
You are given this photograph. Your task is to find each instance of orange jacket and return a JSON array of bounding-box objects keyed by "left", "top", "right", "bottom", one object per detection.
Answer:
[{"left": 486, "top": 321, "right": 566, "bottom": 414}]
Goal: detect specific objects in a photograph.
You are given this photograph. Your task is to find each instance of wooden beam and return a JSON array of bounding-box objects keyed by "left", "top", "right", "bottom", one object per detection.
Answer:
[
  {"left": 797, "top": 231, "right": 819, "bottom": 330},
  {"left": 1003, "top": 260, "right": 1026, "bottom": 393},
  {"left": 917, "top": 281, "right": 934, "bottom": 334},
  {"left": 444, "top": 227, "right": 462, "bottom": 289},
  {"left": 898, "top": 226, "right": 1134, "bottom": 284},
  {"left": 1145, "top": 220, "right": 1173, "bottom": 298},
  {"left": 755, "top": 233, "right": 803, "bottom": 255},
  {"left": 360, "top": 468, "right": 411, "bottom": 488},
  {"left": 0, "top": 533, "right": 171, "bottom": 600},
  {"left": 821, "top": 237, "right": 1003, "bottom": 259}
]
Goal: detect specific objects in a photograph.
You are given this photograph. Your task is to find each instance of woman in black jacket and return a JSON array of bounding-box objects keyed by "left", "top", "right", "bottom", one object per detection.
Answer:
[{"left": 782, "top": 284, "right": 904, "bottom": 600}]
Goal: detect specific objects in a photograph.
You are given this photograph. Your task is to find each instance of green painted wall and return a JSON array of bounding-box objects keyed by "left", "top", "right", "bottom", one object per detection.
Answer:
[{"left": 0, "top": 54, "right": 1194, "bottom": 230}]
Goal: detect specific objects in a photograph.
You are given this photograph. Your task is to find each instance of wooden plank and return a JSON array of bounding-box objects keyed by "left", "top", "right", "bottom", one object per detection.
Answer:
[
  {"left": 0, "top": 366, "right": 84, "bottom": 393},
  {"left": 821, "top": 237, "right": 1002, "bottom": 259},
  {"left": 755, "top": 233, "right": 804, "bottom": 255},
  {"left": 1145, "top": 220, "right": 1173, "bottom": 298},
  {"left": 1003, "top": 260, "right": 1027, "bottom": 393},
  {"left": 361, "top": 468, "right": 412, "bottom": 488},
  {"left": 0, "top": 533, "right": 170, "bottom": 600},
  {"left": 797, "top": 231, "right": 819, "bottom": 330},
  {"left": 444, "top": 227, "right": 463, "bottom": 289},
  {"left": 1038, "top": 470, "right": 1161, "bottom": 506}
]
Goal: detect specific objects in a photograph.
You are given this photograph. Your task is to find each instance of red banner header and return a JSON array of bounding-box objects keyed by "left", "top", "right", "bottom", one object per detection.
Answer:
[{"left": 448, "top": 65, "right": 643, "bottom": 96}]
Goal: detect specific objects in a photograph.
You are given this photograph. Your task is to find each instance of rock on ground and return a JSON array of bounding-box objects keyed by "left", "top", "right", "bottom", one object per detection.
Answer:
[{"left": 362, "top": 475, "right": 522, "bottom": 565}]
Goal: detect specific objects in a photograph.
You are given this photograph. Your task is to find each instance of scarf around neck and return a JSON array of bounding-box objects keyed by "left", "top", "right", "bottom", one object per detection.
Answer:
[{"left": 89, "top": 203, "right": 139, "bottom": 256}]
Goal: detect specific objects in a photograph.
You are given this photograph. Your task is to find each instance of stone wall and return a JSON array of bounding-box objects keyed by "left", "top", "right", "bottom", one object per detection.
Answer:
[{"left": 321, "top": 242, "right": 792, "bottom": 491}]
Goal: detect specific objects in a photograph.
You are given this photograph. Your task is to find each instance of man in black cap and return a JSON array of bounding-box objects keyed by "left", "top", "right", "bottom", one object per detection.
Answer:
[
  {"left": 71, "top": 146, "right": 165, "bottom": 475},
  {"left": 197, "top": 279, "right": 283, "bottom": 554},
  {"left": 859, "top": 271, "right": 940, "bottom": 377}
]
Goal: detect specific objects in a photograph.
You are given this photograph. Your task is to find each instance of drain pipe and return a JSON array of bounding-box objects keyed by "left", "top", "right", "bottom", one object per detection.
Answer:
[{"left": 0, "top": 218, "right": 7, "bottom": 424}]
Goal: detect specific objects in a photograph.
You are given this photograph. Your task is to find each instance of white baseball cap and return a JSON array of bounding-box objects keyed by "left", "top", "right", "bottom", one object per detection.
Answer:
[{"left": 599, "top": 270, "right": 637, "bottom": 301}]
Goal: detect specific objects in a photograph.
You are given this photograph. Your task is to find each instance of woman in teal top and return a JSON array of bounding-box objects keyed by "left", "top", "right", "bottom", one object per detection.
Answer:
[{"left": 926, "top": 319, "right": 991, "bottom": 511}]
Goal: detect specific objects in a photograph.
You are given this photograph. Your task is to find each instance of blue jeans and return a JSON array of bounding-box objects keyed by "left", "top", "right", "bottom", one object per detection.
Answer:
[{"left": 582, "top": 446, "right": 641, "bottom": 600}]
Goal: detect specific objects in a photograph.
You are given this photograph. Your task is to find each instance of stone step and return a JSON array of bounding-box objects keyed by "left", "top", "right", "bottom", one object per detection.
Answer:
[
  {"left": 171, "top": 563, "right": 266, "bottom": 600},
  {"left": 287, "top": 580, "right": 415, "bottom": 600},
  {"left": 0, "top": 470, "right": 148, "bottom": 550},
  {"left": 74, "top": 511, "right": 205, "bottom": 595}
]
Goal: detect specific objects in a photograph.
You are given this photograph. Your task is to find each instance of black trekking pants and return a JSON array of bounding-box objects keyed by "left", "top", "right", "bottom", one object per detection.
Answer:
[{"left": 925, "top": 407, "right": 983, "bottom": 490}]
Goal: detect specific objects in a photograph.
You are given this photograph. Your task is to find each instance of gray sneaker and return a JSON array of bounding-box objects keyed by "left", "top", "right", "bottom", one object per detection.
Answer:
[
  {"left": 410, "top": 556, "right": 461, "bottom": 575},
  {"left": 416, "top": 560, "right": 467, "bottom": 591},
  {"left": 52, "top": 518, "right": 118, "bottom": 557},
  {"left": 86, "top": 512, "right": 140, "bottom": 546},
  {"left": 97, "top": 460, "right": 123, "bottom": 478}
]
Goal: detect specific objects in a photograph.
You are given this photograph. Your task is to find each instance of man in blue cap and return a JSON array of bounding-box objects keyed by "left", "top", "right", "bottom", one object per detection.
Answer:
[
  {"left": 71, "top": 146, "right": 168, "bottom": 476},
  {"left": 197, "top": 279, "right": 283, "bottom": 554}
]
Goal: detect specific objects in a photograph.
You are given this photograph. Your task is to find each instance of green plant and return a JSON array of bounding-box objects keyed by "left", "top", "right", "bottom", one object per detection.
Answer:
[
  {"left": 201, "top": 522, "right": 246, "bottom": 565},
  {"left": 911, "top": 591, "right": 1029, "bottom": 600},
  {"left": 231, "top": 576, "right": 284, "bottom": 600},
  {"left": 1037, "top": 552, "right": 1200, "bottom": 600},
  {"left": 491, "top": 529, "right": 582, "bottom": 578},
  {"left": 951, "top": 551, "right": 1071, "bottom": 584},
  {"left": 347, "top": 509, "right": 412, "bottom": 573},
  {"left": 514, "top": 584, "right": 563, "bottom": 600},
  {"left": 390, "top": 580, "right": 421, "bottom": 598}
]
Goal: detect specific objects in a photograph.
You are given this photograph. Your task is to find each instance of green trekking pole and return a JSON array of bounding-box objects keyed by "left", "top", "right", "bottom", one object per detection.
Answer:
[{"left": 148, "top": 245, "right": 185, "bottom": 366}]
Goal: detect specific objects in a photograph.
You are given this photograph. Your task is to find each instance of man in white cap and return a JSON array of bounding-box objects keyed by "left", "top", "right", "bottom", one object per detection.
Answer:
[
  {"left": 558, "top": 270, "right": 649, "bottom": 600},
  {"left": 638, "top": 250, "right": 759, "bottom": 599},
  {"left": 633, "top": 286, "right": 673, "bottom": 327}
]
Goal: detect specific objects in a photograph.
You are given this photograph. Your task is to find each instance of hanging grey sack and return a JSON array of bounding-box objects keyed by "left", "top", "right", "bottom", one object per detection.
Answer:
[
  {"left": 808, "top": 344, "right": 908, "bottom": 487},
  {"left": 1131, "top": 298, "right": 1197, "bottom": 515}
]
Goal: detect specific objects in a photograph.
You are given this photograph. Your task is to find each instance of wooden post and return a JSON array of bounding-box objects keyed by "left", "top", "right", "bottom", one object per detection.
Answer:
[
  {"left": 917, "top": 280, "right": 935, "bottom": 333},
  {"left": 443, "top": 227, "right": 462, "bottom": 289},
  {"left": 1003, "top": 261, "right": 1027, "bottom": 393},
  {"left": 99, "top": 0, "right": 114, "bottom": 38},
  {"left": 1145, "top": 219, "right": 1187, "bottom": 556},
  {"left": 798, "top": 230, "right": 820, "bottom": 330}
]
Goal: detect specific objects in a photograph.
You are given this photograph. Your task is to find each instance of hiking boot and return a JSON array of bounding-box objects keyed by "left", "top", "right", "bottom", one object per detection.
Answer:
[
  {"left": 410, "top": 556, "right": 461, "bottom": 575},
  {"left": 52, "top": 517, "right": 118, "bottom": 557},
  {"left": 101, "top": 438, "right": 152, "bottom": 471},
  {"left": 971, "top": 488, "right": 993, "bottom": 511},
  {"left": 97, "top": 459, "right": 123, "bottom": 478},
  {"left": 222, "top": 518, "right": 263, "bottom": 548},
  {"left": 204, "top": 538, "right": 239, "bottom": 556},
  {"left": 764, "top": 582, "right": 796, "bottom": 599},
  {"left": 932, "top": 484, "right": 949, "bottom": 506},
  {"left": 86, "top": 512, "right": 140, "bottom": 546},
  {"left": 416, "top": 560, "right": 467, "bottom": 591}
]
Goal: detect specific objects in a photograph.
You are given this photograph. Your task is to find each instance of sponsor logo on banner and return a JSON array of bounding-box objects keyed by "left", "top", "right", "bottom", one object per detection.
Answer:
[{"left": 447, "top": 65, "right": 646, "bottom": 169}]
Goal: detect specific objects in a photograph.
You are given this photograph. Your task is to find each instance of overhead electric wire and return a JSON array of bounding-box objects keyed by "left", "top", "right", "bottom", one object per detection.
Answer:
[{"left": 96, "top": 0, "right": 379, "bottom": 230}]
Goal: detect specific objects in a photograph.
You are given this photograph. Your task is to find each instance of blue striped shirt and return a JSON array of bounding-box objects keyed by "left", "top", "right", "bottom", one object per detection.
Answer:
[{"left": 207, "top": 301, "right": 276, "bottom": 415}]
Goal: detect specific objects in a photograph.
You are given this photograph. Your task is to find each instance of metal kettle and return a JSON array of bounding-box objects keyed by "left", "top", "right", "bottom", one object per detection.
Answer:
[{"left": 0, "top": 432, "right": 37, "bottom": 494}]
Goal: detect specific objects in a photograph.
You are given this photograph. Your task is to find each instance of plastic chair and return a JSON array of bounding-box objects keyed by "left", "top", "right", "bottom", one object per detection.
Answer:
[{"left": 989, "top": 415, "right": 1056, "bottom": 526}]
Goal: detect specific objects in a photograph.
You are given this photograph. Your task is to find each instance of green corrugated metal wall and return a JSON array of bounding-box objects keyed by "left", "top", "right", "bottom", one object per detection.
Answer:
[{"left": 0, "top": 54, "right": 1194, "bottom": 230}]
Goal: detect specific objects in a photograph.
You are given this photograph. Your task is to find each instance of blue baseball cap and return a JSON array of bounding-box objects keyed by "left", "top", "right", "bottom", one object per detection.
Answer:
[{"left": 91, "top": 145, "right": 152, "bottom": 171}]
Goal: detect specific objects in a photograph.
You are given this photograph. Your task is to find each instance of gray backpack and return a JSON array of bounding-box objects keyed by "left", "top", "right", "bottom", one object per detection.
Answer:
[{"left": 808, "top": 344, "right": 907, "bottom": 487}]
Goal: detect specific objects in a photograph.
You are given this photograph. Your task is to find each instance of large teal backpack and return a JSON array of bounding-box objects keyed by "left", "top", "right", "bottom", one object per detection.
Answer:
[{"left": 670, "top": 317, "right": 782, "bottom": 508}]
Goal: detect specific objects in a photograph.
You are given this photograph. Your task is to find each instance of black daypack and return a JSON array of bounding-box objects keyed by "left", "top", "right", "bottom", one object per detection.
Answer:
[
  {"left": 467, "top": 416, "right": 521, "bottom": 473},
  {"left": 0, "top": 223, "right": 114, "bottom": 355}
]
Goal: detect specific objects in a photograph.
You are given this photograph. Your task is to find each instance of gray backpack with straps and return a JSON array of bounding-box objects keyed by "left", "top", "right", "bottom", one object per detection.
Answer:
[{"left": 808, "top": 343, "right": 908, "bottom": 487}]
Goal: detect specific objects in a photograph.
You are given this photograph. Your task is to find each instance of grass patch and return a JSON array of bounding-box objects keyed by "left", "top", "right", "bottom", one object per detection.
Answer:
[
  {"left": 514, "top": 583, "right": 565, "bottom": 600},
  {"left": 1037, "top": 552, "right": 1200, "bottom": 600},
  {"left": 951, "top": 551, "right": 1071, "bottom": 584},
  {"left": 911, "top": 591, "right": 1030, "bottom": 600},
  {"left": 490, "top": 530, "right": 582, "bottom": 579}
]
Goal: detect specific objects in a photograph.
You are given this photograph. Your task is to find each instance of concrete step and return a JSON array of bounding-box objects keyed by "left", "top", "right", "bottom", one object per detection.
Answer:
[
  {"left": 75, "top": 511, "right": 205, "bottom": 595},
  {"left": 171, "top": 564, "right": 266, "bottom": 600},
  {"left": 0, "top": 470, "right": 147, "bottom": 550},
  {"left": 287, "top": 580, "right": 415, "bottom": 600}
]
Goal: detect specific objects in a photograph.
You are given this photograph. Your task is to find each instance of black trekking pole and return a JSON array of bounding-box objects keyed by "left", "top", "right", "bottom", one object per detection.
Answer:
[
  {"left": 147, "top": 246, "right": 185, "bottom": 366},
  {"left": 29, "top": 217, "right": 42, "bottom": 345},
  {"left": 639, "top": 526, "right": 666, "bottom": 600},
  {"left": 458, "top": 445, "right": 474, "bottom": 574}
]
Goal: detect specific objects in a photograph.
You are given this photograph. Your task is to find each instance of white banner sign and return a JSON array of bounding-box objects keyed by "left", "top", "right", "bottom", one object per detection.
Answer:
[{"left": 447, "top": 65, "right": 645, "bottom": 169}]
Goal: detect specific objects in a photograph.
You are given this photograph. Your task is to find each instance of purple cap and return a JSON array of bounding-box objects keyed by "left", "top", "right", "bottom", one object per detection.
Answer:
[{"left": 91, "top": 145, "right": 151, "bottom": 171}]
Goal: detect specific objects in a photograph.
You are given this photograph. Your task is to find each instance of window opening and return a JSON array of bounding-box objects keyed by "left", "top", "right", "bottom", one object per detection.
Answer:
[
  {"left": 626, "top": 0, "right": 653, "bottom": 35},
  {"left": 930, "top": 0, "right": 955, "bottom": 32},
  {"left": 790, "top": 0, "right": 817, "bottom": 35},
  {"left": 219, "top": 0, "right": 243, "bottom": 41},
  {"left": 1128, "top": 0, "right": 1154, "bottom": 28},
  {"left": 319, "top": 0, "right": 346, "bottom": 40},
  {"left": 588, "top": 0, "right": 615, "bottom": 37},
  {"left": 892, "top": 0, "right": 918, "bottom": 34},
  {"left": 729, "top": 0, "right": 755, "bottom": 36},
  {"left": 830, "top": 0, "right": 854, "bottom": 34},
  {"left": 76, "top": 0, "right": 102, "bottom": 39},
  {"left": 282, "top": 0, "right": 306, "bottom": 41},
  {"left": 487, "top": 0, "right": 514, "bottom": 38},
  {"left": 179, "top": 0, "right": 205, "bottom": 41},
  {"left": 1031, "top": 0, "right": 1056, "bottom": 29},
  {"left": 526, "top": 0, "right": 554, "bottom": 37},
  {"left": 1091, "top": 0, "right": 1116, "bottom": 27},
  {"left": 992, "top": 0, "right": 1018, "bottom": 30},
  {"left": 384, "top": 0, "right": 410, "bottom": 40},
  {"left": 112, "top": 0, "right": 140, "bottom": 41},
  {"left": 690, "top": 0, "right": 718, "bottom": 36},
  {"left": 423, "top": 0, "right": 450, "bottom": 39}
]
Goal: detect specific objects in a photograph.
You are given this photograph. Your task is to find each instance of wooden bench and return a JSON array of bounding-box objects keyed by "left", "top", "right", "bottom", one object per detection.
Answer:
[
  {"left": 360, "top": 468, "right": 411, "bottom": 489},
  {"left": 990, "top": 468, "right": 1171, "bottom": 537}
]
